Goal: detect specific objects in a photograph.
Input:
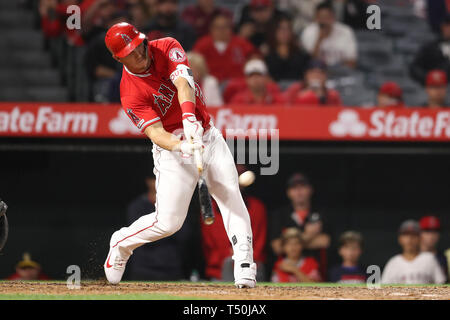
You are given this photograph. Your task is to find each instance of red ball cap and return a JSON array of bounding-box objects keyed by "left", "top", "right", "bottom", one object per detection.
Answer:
[
  {"left": 426, "top": 70, "right": 447, "bottom": 87},
  {"left": 379, "top": 81, "right": 402, "bottom": 98},
  {"left": 105, "top": 22, "right": 146, "bottom": 58},
  {"left": 419, "top": 215, "right": 441, "bottom": 231}
]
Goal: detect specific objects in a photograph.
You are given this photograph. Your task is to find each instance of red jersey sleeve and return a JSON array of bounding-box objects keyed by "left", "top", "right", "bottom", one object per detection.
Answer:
[
  {"left": 161, "top": 37, "right": 190, "bottom": 76},
  {"left": 121, "top": 95, "right": 161, "bottom": 132}
]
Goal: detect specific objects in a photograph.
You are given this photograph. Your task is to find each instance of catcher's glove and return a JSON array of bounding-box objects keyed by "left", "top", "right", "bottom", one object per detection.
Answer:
[{"left": 0, "top": 199, "right": 8, "bottom": 252}]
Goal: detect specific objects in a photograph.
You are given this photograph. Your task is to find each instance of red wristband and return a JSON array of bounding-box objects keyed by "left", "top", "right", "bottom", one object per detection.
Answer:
[{"left": 181, "top": 101, "right": 196, "bottom": 116}]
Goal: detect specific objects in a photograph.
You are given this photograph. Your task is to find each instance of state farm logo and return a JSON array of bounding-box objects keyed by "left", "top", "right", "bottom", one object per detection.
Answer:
[
  {"left": 213, "top": 108, "right": 277, "bottom": 132},
  {"left": 109, "top": 109, "right": 141, "bottom": 135},
  {"left": 0, "top": 106, "right": 97, "bottom": 134},
  {"left": 329, "top": 110, "right": 367, "bottom": 137},
  {"left": 329, "top": 109, "right": 450, "bottom": 139}
]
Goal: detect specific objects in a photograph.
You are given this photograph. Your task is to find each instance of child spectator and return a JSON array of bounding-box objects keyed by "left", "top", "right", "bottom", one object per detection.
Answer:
[
  {"left": 419, "top": 215, "right": 449, "bottom": 282},
  {"left": 193, "top": 13, "right": 258, "bottom": 83},
  {"left": 381, "top": 220, "right": 446, "bottom": 284},
  {"left": 230, "top": 59, "right": 285, "bottom": 104},
  {"left": 301, "top": 1, "right": 357, "bottom": 68},
  {"left": 181, "top": 0, "right": 233, "bottom": 38},
  {"left": 329, "top": 231, "right": 366, "bottom": 283},
  {"left": 424, "top": 70, "right": 448, "bottom": 108},
  {"left": 265, "top": 16, "right": 311, "bottom": 82},
  {"left": 377, "top": 82, "right": 404, "bottom": 108},
  {"left": 271, "top": 228, "right": 322, "bottom": 283},
  {"left": 284, "top": 60, "right": 341, "bottom": 106},
  {"left": 186, "top": 52, "right": 223, "bottom": 107}
]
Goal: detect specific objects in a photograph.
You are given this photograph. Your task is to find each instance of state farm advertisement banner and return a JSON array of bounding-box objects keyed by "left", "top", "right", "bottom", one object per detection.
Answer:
[{"left": 1, "top": 102, "right": 450, "bottom": 141}]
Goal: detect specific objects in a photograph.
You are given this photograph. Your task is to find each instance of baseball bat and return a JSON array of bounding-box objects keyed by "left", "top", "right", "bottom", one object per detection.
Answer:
[{"left": 194, "top": 149, "right": 214, "bottom": 225}]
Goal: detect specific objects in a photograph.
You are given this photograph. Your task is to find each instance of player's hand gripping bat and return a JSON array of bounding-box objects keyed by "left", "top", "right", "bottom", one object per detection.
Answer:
[{"left": 193, "top": 147, "right": 215, "bottom": 225}]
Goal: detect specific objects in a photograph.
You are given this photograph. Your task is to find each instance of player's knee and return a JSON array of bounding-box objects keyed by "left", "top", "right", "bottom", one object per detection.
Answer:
[{"left": 159, "top": 216, "right": 184, "bottom": 236}]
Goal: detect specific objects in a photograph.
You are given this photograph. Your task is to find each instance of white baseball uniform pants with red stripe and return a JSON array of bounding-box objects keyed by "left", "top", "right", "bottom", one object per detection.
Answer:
[{"left": 111, "top": 126, "right": 254, "bottom": 266}]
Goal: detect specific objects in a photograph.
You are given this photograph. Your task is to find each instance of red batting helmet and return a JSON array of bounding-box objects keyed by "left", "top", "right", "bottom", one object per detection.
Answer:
[{"left": 105, "top": 22, "right": 146, "bottom": 58}]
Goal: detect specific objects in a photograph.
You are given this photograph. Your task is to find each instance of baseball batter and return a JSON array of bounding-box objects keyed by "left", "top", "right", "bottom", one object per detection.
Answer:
[{"left": 103, "top": 22, "right": 256, "bottom": 288}]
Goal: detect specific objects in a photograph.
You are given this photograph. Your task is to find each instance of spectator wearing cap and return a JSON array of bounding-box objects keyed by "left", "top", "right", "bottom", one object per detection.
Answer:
[
  {"left": 264, "top": 16, "right": 311, "bottom": 82},
  {"left": 284, "top": 60, "right": 342, "bottom": 106},
  {"left": 377, "top": 81, "right": 404, "bottom": 108},
  {"left": 419, "top": 215, "right": 449, "bottom": 282},
  {"left": 181, "top": 0, "right": 233, "bottom": 38},
  {"left": 410, "top": 15, "right": 450, "bottom": 85},
  {"left": 237, "top": 0, "right": 287, "bottom": 51},
  {"left": 230, "top": 59, "right": 286, "bottom": 104},
  {"left": 301, "top": 1, "right": 357, "bottom": 68},
  {"left": 193, "top": 13, "right": 258, "bottom": 83},
  {"left": 201, "top": 164, "right": 267, "bottom": 281},
  {"left": 424, "top": 70, "right": 448, "bottom": 108},
  {"left": 271, "top": 228, "right": 322, "bottom": 283},
  {"left": 267, "top": 173, "right": 330, "bottom": 280},
  {"left": 6, "top": 253, "right": 49, "bottom": 281},
  {"left": 329, "top": 231, "right": 366, "bottom": 283},
  {"left": 186, "top": 52, "right": 223, "bottom": 107},
  {"left": 381, "top": 220, "right": 446, "bottom": 284},
  {"left": 143, "top": 0, "right": 196, "bottom": 51}
]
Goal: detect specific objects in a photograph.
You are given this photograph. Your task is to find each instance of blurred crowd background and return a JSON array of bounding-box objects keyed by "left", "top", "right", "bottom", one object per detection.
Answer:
[
  {"left": 0, "top": 0, "right": 449, "bottom": 284},
  {"left": 1, "top": 0, "right": 450, "bottom": 108}
]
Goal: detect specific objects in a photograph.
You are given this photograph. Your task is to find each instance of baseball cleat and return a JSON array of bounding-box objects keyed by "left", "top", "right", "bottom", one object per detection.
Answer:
[
  {"left": 104, "top": 231, "right": 129, "bottom": 285},
  {"left": 234, "top": 262, "right": 257, "bottom": 289}
]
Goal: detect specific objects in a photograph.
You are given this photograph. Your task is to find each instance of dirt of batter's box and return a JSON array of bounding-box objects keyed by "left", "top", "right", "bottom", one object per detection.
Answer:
[{"left": 0, "top": 281, "right": 449, "bottom": 300}]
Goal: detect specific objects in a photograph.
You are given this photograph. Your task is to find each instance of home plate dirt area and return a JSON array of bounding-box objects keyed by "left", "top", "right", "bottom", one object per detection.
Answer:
[{"left": 0, "top": 281, "right": 449, "bottom": 300}]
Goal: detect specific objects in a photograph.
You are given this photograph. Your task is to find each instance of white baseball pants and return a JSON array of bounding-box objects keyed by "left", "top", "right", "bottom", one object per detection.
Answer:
[{"left": 111, "top": 126, "right": 254, "bottom": 266}]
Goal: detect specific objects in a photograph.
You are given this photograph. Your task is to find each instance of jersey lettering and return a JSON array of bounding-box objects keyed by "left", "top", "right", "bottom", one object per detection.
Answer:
[{"left": 127, "top": 108, "right": 140, "bottom": 125}]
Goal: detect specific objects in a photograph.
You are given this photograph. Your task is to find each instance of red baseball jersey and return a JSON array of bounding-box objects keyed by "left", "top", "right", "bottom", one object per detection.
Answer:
[{"left": 120, "top": 37, "right": 211, "bottom": 134}]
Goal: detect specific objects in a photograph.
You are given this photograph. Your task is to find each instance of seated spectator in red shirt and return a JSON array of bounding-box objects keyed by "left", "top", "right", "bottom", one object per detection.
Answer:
[
  {"left": 201, "top": 165, "right": 267, "bottom": 281},
  {"left": 424, "top": 70, "right": 449, "bottom": 108},
  {"left": 181, "top": 0, "right": 233, "bottom": 38},
  {"left": 329, "top": 231, "right": 367, "bottom": 283},
  {"left": 230, "top": 59, "right": 286, "bottom": 104},
  {"left": 193, "top": 13, "right": 258, "bottom": 83},
  {"left": 6, "top": 253, "right": 49, "bottom": 281},
  {"left": 187, "top": 52, "right": 223, "bottom": 107},
  {"left": 271, "top": 228, "right": 322, "bottom": 283},
  {"left": 223, "top": 77, "right": 282, "bottom": 103},
  {"left": 377, "top": 82, "right": 404, "bottom": 108},
  {"left": 285, "top": 60, "right": 341, "bottom": 106}
]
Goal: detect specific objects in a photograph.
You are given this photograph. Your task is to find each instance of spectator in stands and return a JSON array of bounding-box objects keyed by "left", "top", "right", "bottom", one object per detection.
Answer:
[
  {"left": 201, "top": 165, "right": 267, "bottom": 281},
  {"left": 126, "top": 176, "right": 190, "bottom": 280},
  {"left": 237, "top": 0, "right": 286, "bottom": 51},
  {"left": 424, "top": 70, "right": 448, "bottom": 108},
  {"left": 271, "top": 228, "right": 322, "bottom": 283},
  {"left": 268, "top": 172, "right": 330, "bottom": 279},
  {"left": 82, "top": 0, "right": 121, "bottom": 43},
  {"left": 277, "top": 0, "right": 323, "bottom": 35},
  {"left": 143, "top": 0, "right": 196, "bottom": 50},
  {"left": 84, "top": 12, "right": 128, "bottom": 102},
  {"left": 410, "top": 15, "right": 450, "bottom": 85},
  {"left": 181, "top": 0, "right": 233, "bottom": 38},
  {"left": 330, "top": 0, "right": 368, "bottom": 29},
  {"left": 127, "top": 0, "right": 155, "bottom": 30},
  {"left": 426, "top": 0, "right": 450, "bottom": 34},
  {"left": 265, "top": 16, "right": 311, "bottom": 82},
  {"left": 301, "top": 1, "right": 357, "bottom": 68},
  {"left": 329, "top": 231, "right": 366, "bottom": 283},
  {"left": 6, "top": 253, "right": 49, "bottom": 281},
  {"left": 381, "top": 220, "right": 446, "bottom": 284},
  {"left": 284, "top": 60, "right": 341, "bottom": 106},
  {"left": 186, "top": 52, "right": 223, "bottom": 107},
  {"left": 230, "top": 59, "right": 285, "bottom": 104},
  {"left": 193, "top": 13, "right": 257, "bottom": 83},
  {"left": 377, "top": 82, "right": 404, "bottom": 108},
  {"left": 419, "top": 215, "right": 449, "bottom": 282},
  {"left": 39, "top": 0, "right": 85, "bottom": 46}
]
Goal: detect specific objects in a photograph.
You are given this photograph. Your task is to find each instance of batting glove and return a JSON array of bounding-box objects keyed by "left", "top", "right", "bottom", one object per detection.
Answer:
[
  {"left": 182, "top": 114, "right": 204, "bottom": 144},
  {"left": 179, "top": 140, "right": 203, "bottom": 156}
]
